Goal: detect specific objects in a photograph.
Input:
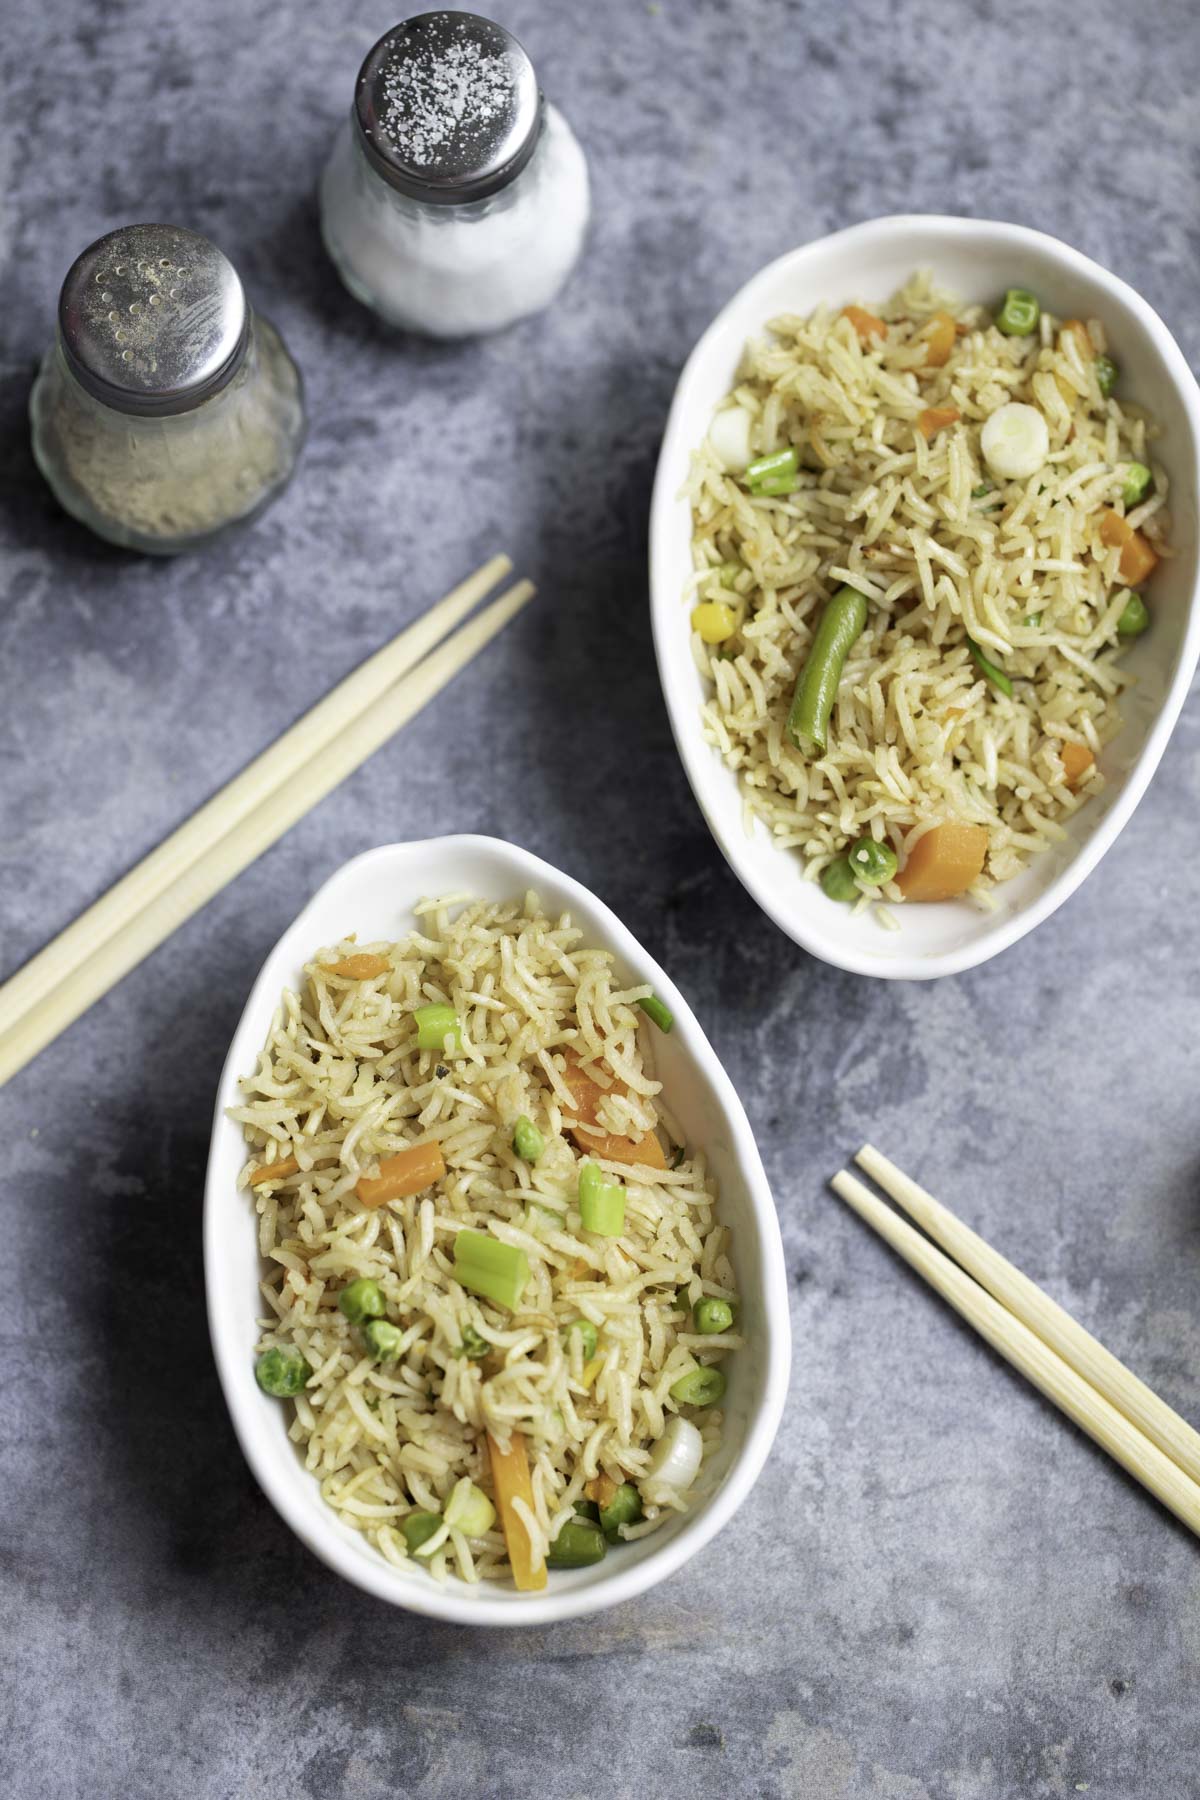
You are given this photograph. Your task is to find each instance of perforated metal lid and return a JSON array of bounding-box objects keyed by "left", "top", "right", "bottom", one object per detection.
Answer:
[
  {"left": 354, "top": 12, "right": 543, "bottom": 205},
  {"left": 58, "top": 223, "right": 249, "bottom": 416}
]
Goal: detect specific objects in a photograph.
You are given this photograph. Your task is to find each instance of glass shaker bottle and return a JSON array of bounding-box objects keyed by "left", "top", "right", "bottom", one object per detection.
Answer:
[
  {"left": 30, "top": 223, "right": 306, "bottom": 555},
  {"left": 319, "top": 11, "right": 590, "bottom": 337}
]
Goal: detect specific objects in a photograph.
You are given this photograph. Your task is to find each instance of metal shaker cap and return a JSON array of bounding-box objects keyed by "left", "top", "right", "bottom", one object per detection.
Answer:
[
  {"left": 354, "top": 12, "right": 543, "bottom": 205},
  {"left": 58, "top": 224, "right": 249, "bottom": 416}
]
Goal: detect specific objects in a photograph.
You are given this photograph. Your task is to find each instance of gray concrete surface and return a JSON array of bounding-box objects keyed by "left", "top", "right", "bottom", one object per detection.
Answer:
[{"left": 3, "top": 1, "right": 1200, "bottom": 1795}]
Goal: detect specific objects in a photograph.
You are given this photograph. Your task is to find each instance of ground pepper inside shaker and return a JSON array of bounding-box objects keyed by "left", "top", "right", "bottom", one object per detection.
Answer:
[
  {"left": 319, "top": 11, "right": 590, "bottom": 337},
  {"left": 30, "top": 223, "right": 306, "bottom": 555}
]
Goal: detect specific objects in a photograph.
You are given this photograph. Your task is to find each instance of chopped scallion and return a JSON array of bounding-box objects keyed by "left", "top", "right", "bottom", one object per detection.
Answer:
[
  {"left": 967, "top": 637, "right": 1014, "bottom": 698},
  {"left": 578, "top": 1162, "right": 626, "bottom": 1238},
  {"left": 414, "top": 1003, "right": 462, "bottom": 1052},
  {"left": 638, "top": 993, "right": 673, "bottom": 1033},
  {"left": 453, "top": 1229, "right": 530, "bottom": 1312}
]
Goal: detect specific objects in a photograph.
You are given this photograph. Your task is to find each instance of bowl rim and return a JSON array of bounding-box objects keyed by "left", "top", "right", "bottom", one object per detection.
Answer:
[
  {"left": 649, "top": 212, "right": 1200, "bottom": 979},
  {"left": 203, "top": 833, "right": 791, "bottom": 1626}
]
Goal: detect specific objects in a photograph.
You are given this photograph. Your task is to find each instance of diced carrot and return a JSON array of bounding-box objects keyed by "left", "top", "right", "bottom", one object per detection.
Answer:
[
  {"left": 568, "top": 1257, "right": 593, "bottom": 1280},
  {"left": 559, "top": 1055, "right": 667, "bottom": 1170},
  {"left": 919, "top": 311, "right": 957, "bottom": 368},
  {"left": 1059, "top": 741, "right": 1095, "bottom": 789},
  {"left": 487, "top": 1430, "right": 546, "bottom": 1592},
  {"left": 896, "top": 823, "right": 989, "bottom": 903},
  {"left": 1060, "top": 319, "right": 1095, "bottom": 361},
  {"left": 1099, "top": 510, "right": 1158, "bottom": 585},
  {"left": 585, "top": 1472, "right": 619, "bottom": 1508},
  {"left": 324, "top": 952, "right": 391, "bottom": 980},
  {"left": 249, "top": 1155, "right": 299, "bottom": 1187},
  {"left": 356, "top": 1140, "right": 445, "bottom": 1209},
  {"left": 842, "top": 304, "right": 887, "bottom": 344},
  {"left": 918, "top": 406, "right": 960, "bottom": 439}
]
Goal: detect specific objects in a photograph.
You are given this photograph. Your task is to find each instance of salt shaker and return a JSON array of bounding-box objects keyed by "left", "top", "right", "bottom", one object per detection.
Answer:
[
  {"left": 319, "top": 11, "right": 590, "bottom": 337},
  {"left": 30, "top": 224, "right": 306, "bottom": 555}
]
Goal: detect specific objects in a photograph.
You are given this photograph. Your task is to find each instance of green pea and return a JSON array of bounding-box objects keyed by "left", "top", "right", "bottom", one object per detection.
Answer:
[
  {"left": 1095, "top": 354, "right": 1118, "bottom": 398},
  {"left": 821, "top": 857, "right": 859, "bottom": 903},
  {"left": 402, "top": 1510, "right": 442, "bottom": 1555},
  {"left": 847, "top": 837, "right": 898, "bottom": 888},
  {"left": 456, "top": 1324, "right": 489, "bottom": 1359},
  {"left": 512, "top": 1115, "right": 544, "bottom": 1164},
  {"left": 1117, "top": 593, "right": 1150, "bottom": 638},
  {"left": 255, "top": 1346, "right": 311, "bottom": 1397},
  {"left": 1120, "top": 462, "right": 1152, "bottom": 508},
  {"left": 693, "top": 1297, "right": 735, "bottom": 1335},
  {"left": 338, "top": 1277, "right": 385, "bottom": 1324},
  {"left": 547, "top": 1519, "right": 608, "bottom": 1568},
  {"left": 1024, "top": 612, "right": 1043, "bottom": 628},
  {"left": 995, "top": 288, "right": 1040, "bottom": 336},
  {"left": 362, "top": 1319, "right": 403, "bottom": 1361},
  {"left": 562, "top": 1318, "right": 598, "bottom": 1360},
  {"left": 599, "top": 1482, "right": 643, "bottom": 1543},
  {"left": 670, "top": 1365, "right": 727, "bottom": 1408}
]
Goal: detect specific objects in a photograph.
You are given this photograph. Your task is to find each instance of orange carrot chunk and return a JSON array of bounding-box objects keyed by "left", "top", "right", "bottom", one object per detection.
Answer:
[
  {"left": 919, "top": 311, "right": 957, "bottom": 368},
  {"left": 842, "top": 304, "right": 887, "bottom": 344},
  {"left": 1099, "top": 509, "right": 1158, "bottom": 585},
  {"left": 896, "top": 823, "right": 989, "bottom": 903},
  {"left": 1059, "top": 741, "right": 1095, "bottom": 789},
  {"left": 585, "top": 1472, "right": 619, "bottom": 1509},
  {"left": 487, "top": 1430, "right": 547, "bottom": 1592},
  {"left": 918, "top": 406, "right": 960, "bottom": 439},
  {"left": 356, "top": 1140, "right": 446, "bottom": 1209},
  {"left": 324, "top": 952, "right": 391, "bottom": 980},
  {"left": 248, "top": 1155, "right": 299, "bottom": 1187},
  {"left": 559, "top": 1055, "right": 667, "bottom": 1170}
]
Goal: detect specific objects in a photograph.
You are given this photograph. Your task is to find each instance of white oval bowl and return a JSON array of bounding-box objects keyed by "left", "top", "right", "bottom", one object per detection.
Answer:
[
  {"left": 204, "top": 835, "right": 790, "bottom": 1625},
  {"left": 650, "top": 215, "right": 1200, "bottom": 978}
]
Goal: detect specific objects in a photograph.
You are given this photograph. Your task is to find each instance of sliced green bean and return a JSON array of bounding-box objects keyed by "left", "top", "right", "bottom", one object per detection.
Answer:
[
  {"left": 1121, "top": 462, "right": 1152, "bottom": 508},
  {"left": 599, "top": 1482, "right": 643, "bottom": 1543},
  {"left": 1095, "top": 355, "right": 1118, "bottom": 398},
  {"left": 786, "top": 586, "right": 869, "bottom": 752},
  {"left": 995, "top": 288, "right": 1040, "bottom": 336},
  {"left": 547, "top": 1519, "right": 607, "bottom": 1567}
]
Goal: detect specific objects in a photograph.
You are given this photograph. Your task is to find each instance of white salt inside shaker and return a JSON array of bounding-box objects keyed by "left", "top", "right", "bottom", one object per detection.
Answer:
[{"left": 319, "top": 11, "right": 589, "bottom": 338}]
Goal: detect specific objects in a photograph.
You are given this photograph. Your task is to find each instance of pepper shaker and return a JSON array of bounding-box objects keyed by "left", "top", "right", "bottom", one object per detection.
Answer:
[
  {"left": 319, "top": 11, "right": 590, "bottom": 337},
  {"left": 30, "top": 224, "right": 306, "bottom": 555}
]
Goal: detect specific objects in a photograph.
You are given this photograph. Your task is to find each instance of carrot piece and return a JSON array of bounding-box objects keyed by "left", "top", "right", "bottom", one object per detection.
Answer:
[
  {"left": 1099, "top": 510, "right": 1158, "bottom": 585},
  {"left": 487, "top": 1430, "right": 546, "bottom": 1592},
  {"left": 1059, "top": 741, "right": 1095, "bottom": 789},
  {"left": 896, "top": 823, "right": 989, "bottom": 903},
  {"left": 842, "top": 304, "right": 887, "bottom": 344},
  {"left": 248, "top": 1155, "right": 299, "bottom": 1187},
  {"left": 917, "top": 406, "right": 960, "bottom": 439},
  {"left": 585, "top": 1472, "right": 619, "bottom": 1508},
  {"left": 324, "top": 952, "right": 390, "bottom": 980},
  {"left": 559, "top": 1055, "right": 667, "bottom": 1170},
  {"left": 919, "top": 311, "right": 957, "bottom": 368},
  {"left": 1060, "top": 319, "right": 1095, "bottom": 361},
  {"left": 356, "top": 1140, "right": 445, "bottom": 1209}
]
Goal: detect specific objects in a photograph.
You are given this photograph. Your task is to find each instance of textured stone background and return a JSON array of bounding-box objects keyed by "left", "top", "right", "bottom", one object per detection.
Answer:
[{"left": 3, "top": 1, "right": 1200, "bottom": 1796}]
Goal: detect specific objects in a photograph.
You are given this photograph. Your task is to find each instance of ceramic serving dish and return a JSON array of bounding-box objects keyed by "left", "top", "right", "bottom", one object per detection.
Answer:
[
  {"left": 649, "top": 214, "right": 1200, "bottom": 978},
  {"left": 204, "top": 834, "right": 791, "bottom": 1625}
]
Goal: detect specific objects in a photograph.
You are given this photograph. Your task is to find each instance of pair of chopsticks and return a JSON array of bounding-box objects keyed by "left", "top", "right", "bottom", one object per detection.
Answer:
[
  {"left": 0, "top": 554, "right": 533, "bottom": 1093},
  {"left": 833, "top": 1147, "right": 1200, "bottom": 1536}
]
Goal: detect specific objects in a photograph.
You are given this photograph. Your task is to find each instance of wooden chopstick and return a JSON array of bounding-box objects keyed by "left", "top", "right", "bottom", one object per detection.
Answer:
[
  {"left": 0, "top": 577, "right": 534, "bottom": 1092},
  {"left": 0, "top": 553, "right": 512, "bottom": 1048},
  {"left": 856, "top": 1145, "right": 1200, "bottom": 1488},
  {"left": 831, "top": 1165, "right": 1200, "bottom": 1538}
]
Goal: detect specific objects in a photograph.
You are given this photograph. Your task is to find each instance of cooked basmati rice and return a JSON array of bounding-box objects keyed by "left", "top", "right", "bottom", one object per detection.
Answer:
[
  {"left": 235, "top": 893, "right": 737, "bottom": 1587},
  {"left": 686, "top": 271, "right": 1171, "bottom": 906}
]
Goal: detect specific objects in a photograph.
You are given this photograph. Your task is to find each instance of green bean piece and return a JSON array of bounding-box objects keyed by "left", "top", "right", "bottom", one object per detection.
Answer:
[
  {"left": 562, "top": 1317, "right": 598, "bottom": 1360},
  {"left": 786, "top": 585, "right": 870, "bottom": 752},
  {"left": 578, "top": 1163, "right": 626, "bottom": 1237},
  {"left": 820, "top": 857, "right": 859, "bottom": 903},
  {"left": 693, "top": 1296, "right": 735, "bottom": 1335},
  {"left": 670, "top": 1365, "right": 727, "bottom": 1408},
  {"left": 967, "top": 637, "right": 1014, "bottom": 698},
  {"left": 255, "top": 1346, "right": 311, "bottom": 1397},
  {"left": 1024, "top": 612, "right": 1043, "bottom": 628},
  {"left": 1121, "top": 462, "right": 1152, "bottom": 508},
  {"left": 456, "top": 1324, "right": 489, "bottom": 1359},
  {"left": 847, "top": 837, "right": 898, "bottom": 888},
  {"left": 638, "top": 993, "right": 674, "bottom": 1033},
  {"left": 512, "top": 1115, "right": 544, "bottom": 1164},
  {"left": 599, "top": 1482, "right": 643, "bottom": 1543},
  {"left": 745, "top": 447, "right": 798, "bottom": 490},
  {"left": 574, "top": 1499, "right": 601, "bottom": 1523},
  {"left": 1117, "top": 593, "right": 1150, "bottom": 638},
  {"left": 1095, "top": 354, "right": 1118, "bottom": 398},
  {"left": 995, "top": 288, "right": 1040, "bottom": 336},
  {"left": 547, "top": 1519, "right": 608, "bottom": 1568},
  {"left": 338, "top": 1277, "right": 385, "bottom": 1324},
  {"left": 402, "top": 1511, "right": 442, "bottom": 1555},
  {"left": 362, "top": 1319, "right": 404, "bottom": 1361},
  {"left": 414, "top": 1003, "right": 462, "bottom": 1052},
  {"left": 752, "top": 472, "right": 798, "bottom": 496}
]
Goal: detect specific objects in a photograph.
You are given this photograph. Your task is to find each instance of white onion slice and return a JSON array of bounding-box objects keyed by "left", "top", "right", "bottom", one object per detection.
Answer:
[
  {"left": 981, "top": 402, "right": 1049, "bottom": 481},
  {"left": 708, "top": 405, "right": 754, "bottom": 473},
  {"left": 643, "top": 1415, "right": 703, "bottom": 1496}
]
